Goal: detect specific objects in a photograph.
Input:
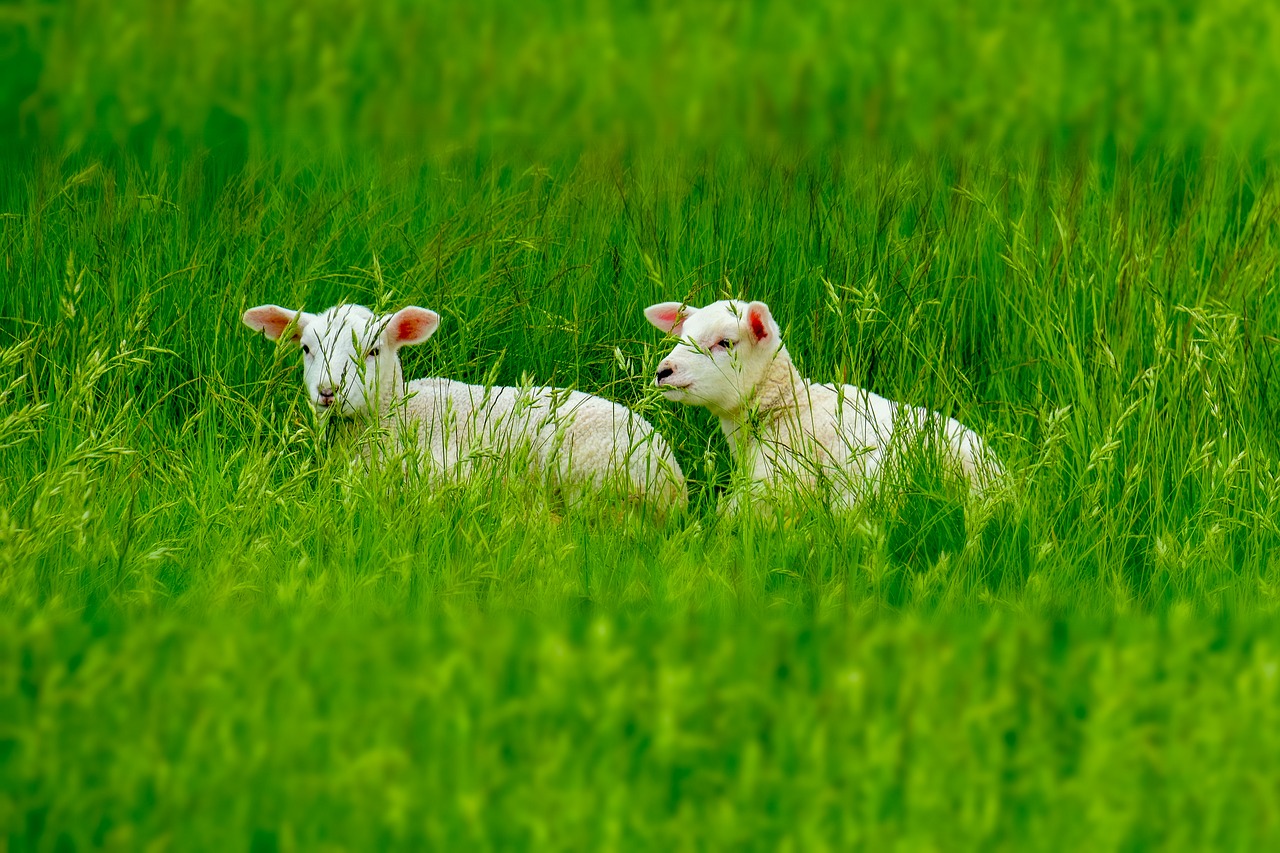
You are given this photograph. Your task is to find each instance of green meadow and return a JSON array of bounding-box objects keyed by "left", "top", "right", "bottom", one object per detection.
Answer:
[{"left": 4, "top": 1, "right": 1280, "bottom": 848}]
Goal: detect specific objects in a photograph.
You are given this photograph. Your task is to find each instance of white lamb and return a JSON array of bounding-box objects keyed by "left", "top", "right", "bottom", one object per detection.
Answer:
[
  {"left": 643, "top": 299, "right": 1004, "bottom": 512},
  {"left": 243, "top": 303, "right": 687, "bottom": 507}
]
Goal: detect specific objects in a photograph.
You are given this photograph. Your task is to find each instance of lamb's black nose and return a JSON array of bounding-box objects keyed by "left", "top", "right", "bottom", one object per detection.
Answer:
[{"left": 656, "top": 367, "right": 674, "bottom": 383}]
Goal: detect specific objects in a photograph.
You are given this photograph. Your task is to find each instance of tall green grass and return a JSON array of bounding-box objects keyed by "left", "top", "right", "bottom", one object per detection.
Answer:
[
  {"left": 5, "top": 0, "right": 1280, "bottom": 847},
  {"left": 4, "top": 144, "right": 1280, "bottom": 847},
  {"left": 3, "top": 150, "right": 1277, "bottom": 616},
  {"left": 5, "top": 0, "right": 1280, "bottom": 157}
]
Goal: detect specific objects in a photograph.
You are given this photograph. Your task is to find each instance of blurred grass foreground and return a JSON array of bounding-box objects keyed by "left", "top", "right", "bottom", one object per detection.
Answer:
[{"left": 5, "top": 0, "right": 1280, "bottom": 849}]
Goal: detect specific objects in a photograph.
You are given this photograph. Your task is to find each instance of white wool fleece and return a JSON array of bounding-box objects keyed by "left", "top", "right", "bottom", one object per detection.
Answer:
[
  {"left": 644, "top": 298, "right": 1004, "bottom": 510},
  {"left": 244, "top": 302, "right": 687, "bottom": 507}
]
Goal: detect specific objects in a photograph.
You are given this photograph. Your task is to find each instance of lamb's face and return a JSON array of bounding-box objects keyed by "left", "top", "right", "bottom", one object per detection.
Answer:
[
  {"left": 297, "top": 305, "right": 400, "bottom": 417},
  {"left": 244, "top": 303, "right": 440, "bottom": 418},
  {"left": 644, "top": 299, "right": 783, "bottom": 418}
]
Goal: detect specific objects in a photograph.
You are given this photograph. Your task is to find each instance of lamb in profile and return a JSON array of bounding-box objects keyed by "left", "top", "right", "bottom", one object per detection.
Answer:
[
  {"left": 244, "top": 303, "right": 687, "bottom": 507},
  {"left": 643, "top": 299, "right": 1003, "bottom": 511}
]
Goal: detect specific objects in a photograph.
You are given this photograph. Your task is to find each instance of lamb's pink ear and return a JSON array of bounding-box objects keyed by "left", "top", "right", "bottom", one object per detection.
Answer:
[
  {"left": 746, "top": 301, "right": 777, "bottom": 343},
  {"left": 243, "top": 305, "right": 312, "bottom": 342},
  {"left": 644, "top": 302, "right": 695, "bottom": 335},
  {"left": 384, "top": 306, "right": 440, "bottom": 348}
]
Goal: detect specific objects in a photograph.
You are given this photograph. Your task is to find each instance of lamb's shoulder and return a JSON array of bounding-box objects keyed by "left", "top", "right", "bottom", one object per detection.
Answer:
[
  {"left": 748, "top": 380, "right": 834, "bottom": 476},
  {"left": 421, "top": 382, "right": 585, "bottom": 451},
  {"left": 491, "top": 385, "right": 639, "bottom": 437},
  {"left": 825, "top": 386, "right": 985, "bottom": 467},
  {"left": 546, "top": 388, "right": 647, "bottom": 433},
  {"left": 565, "top": 390, "right": 679, "bottom": 466},
  {"left": 506, "top": 387, "right": 652, "bottom": 462},
  {"left": 469, "top": 384, "right": 580, "bottom": 439},
  {"left": 400, "top": 377, "right": 474, "bottom": 421},
  {"left": 772, "top": 381, "right": 873, "bottom": 441},
  {"left": 404, "top": 376, "right": 450, "bottom": 399},
  {"left": 533, "top": 385, "right": 600, "bottom": 423},
  {"left": 738, "top": 379, "right": 876, "bottom": 499}
]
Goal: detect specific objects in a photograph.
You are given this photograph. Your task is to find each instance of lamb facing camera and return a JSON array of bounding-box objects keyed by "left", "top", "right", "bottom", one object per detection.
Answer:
[
  {"left": 644, "top": 298, "right": 1004, "bottom": 512},
  {"left": 244, "top": 302, "right": 687, "bottom": 508}
]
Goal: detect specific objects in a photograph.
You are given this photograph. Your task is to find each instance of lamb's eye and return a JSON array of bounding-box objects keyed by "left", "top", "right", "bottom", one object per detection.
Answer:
[
  {"left": 717, "top": 339, "right": 734, "bottom": 350},
  {"left": 302, "top": 344, "right": 311, "bottom": 356},
  {"left": 368, "top": 347, "right": 380, "bottom": 359}
]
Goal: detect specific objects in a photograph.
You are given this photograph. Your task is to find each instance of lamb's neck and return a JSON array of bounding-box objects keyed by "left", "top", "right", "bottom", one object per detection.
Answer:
[
  {"left": 718, "top": 347, "right": 806, "bottom": 460},
  {"left": 323, "top": 363, "right": 408, "bottom": 453},
  {"left": 376, "top": 361, "right": 408, "bottom": 421}
]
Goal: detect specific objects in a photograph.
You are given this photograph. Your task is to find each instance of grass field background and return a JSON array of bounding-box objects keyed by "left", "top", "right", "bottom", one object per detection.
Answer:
[{"left": 4, "top": 1, "right": 1280, "bottom": 848}]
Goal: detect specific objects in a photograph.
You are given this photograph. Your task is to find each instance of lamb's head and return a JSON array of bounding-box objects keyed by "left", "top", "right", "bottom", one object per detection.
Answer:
[
  {"left": 644, "top": 299, "right": 784, "bottom": 418},
  {"left": 243, "top": 303, "right": 439, "bottom": 417}
]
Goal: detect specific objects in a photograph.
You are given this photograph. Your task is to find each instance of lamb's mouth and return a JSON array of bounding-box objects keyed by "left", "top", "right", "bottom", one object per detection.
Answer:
[
  {"left": 314, "top": 398, "right": 358, "bottom": 416},
  {"left": 659, "top": 382, "right": 692, "bottom": 392}
]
